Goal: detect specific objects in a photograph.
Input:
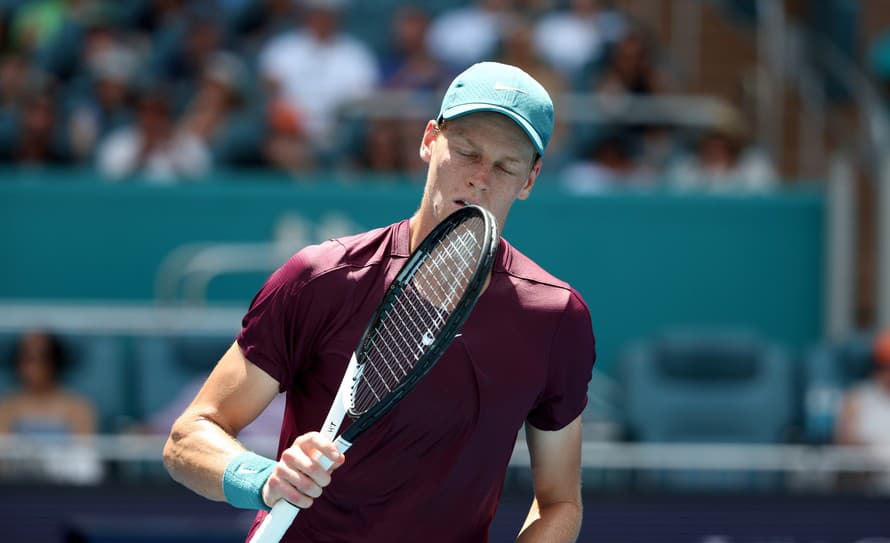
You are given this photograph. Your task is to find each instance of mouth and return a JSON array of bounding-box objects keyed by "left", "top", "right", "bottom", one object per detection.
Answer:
[{"left": 454, "top": 199, "right": 477, "bottom": 208}]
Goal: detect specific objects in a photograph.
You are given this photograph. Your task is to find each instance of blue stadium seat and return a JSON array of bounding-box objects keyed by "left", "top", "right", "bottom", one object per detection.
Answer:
[
  {"left": 616, "top": 329, "right": 796, "bottom": 491},
  {"left": 619, "top": 330, "right": 795, "bottom": 443},
  {"left": 133, "top": 334, "right": 236, "bottom": 424},
  {"left": 0, "top": 332, "right": 129, "bottom": 432}
]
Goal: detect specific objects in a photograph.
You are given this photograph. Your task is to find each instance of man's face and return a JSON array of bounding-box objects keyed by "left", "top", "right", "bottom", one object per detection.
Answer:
[{"left": 414, "top": 112, "right": 541, "bottom": 244}]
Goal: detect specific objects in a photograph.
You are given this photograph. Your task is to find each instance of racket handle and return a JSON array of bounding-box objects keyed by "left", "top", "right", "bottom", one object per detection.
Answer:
[
  {"left": 318, "top": 435, "right": 352, "bottom": 470},
  {"left": 249, "top": 501, "right": 298, "bottom": 543},
  {"left": 247, "top": 436, "right": 353, "bottom": 543}
]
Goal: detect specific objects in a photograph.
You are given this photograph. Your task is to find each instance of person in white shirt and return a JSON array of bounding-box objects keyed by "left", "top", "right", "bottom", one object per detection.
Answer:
[
  {"left": 666, "top": 107, "right": 778, "bottom": 193},
  {"left": 532, "top": 0, "right": 626, "bottom": 80},
  {"left": 258, "top": 0, "right": 379, "bottom": 155},
  {"left": 426, "top": 0, "right": 515, "bottom": 70},
  {"left": 836, "top": 329, "right": 890, "bottom": 491},
  {"left": 96, "top": 85, "right": 211, "bottom": 183}
]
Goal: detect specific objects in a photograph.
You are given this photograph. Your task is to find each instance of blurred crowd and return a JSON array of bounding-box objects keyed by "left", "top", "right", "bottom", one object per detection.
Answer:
[{"left": 0, "top": 0, "right": 781, "bottom": 191}]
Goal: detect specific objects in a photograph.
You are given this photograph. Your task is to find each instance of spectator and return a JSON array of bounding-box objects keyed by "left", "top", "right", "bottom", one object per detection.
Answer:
[
  {"left": 353, "top": 5, "right": 453, "bottom": 177},
  {"left": 498, "top": 17, "right": 567, "bottom": 104},
  {"left": 31, "top": 1, "right": 122, "bottom": 83},
  {"left": 0, "top": 331, "right": 96, "bottom": 436},
  {"left": 0, "top": 330, "right": 103, "bottom": 484},
  {"left": 835, "top": 329, "right": 890, "bottom": 491},
  {"left": 591, "top": 25, "right": 660, "bottom": 97},
  {"left": 349, "top": 119, "right": 414, "bottom": 174},
  {"left": 0, "top": 54, "right": 29, "bottom": 110},
  {"left": 665, "top": 107, "right": 777, "bottom": 192},
  {"left": 262, "top": 94, "right": 316, "bottom": 174},
  {"left": 67, "top": 46, "right": 137, "bottom": 162},
  {"left": 633, "top": 122, "right": 678, "bottom": 181},
  {"left": 0, "top": 54, "right": 32, "bottom": 155},
  {"left": 426, "top": 0, "right": 517, "bottom": 70},
  {"left": 381, "top": 6, "right": 451, "bottom": 92},
  {"left": 560, "top": 127, "right": 641, "bottom": 193},
  {"left": 2, "top": 80, "right": 71, "bottom": 166},
  {"left": 150, "top": 8, "right": 229, "bottom": 111},
  {"left": 513, "top": 0, "right": 556, "bottom": 20},
  {"left": 496, "top": 17, "right": 569, "bottom": 161},
  {"left": 867, "top": 29, "right": 890, "bottom": 103},
  {"left": 533, "top": 0, "right": 626, "bottom": 82},
  {"left": 226, "top": 0, "right": 296, "bottom": 62},
  {"left": 258, "top": 0, "right": 379, "bottom": 158},
  {"left": 119, "top": 0, "right": 193, "bottom": 39},
  {"left": 9, "top": 0, "right": 68, "bottom": 55},
  {"left": 179, "top": 51, "right": 264, "bottom": 167},
  {"left": 96, "top": 82, "right": 211, "bottom": 182}
]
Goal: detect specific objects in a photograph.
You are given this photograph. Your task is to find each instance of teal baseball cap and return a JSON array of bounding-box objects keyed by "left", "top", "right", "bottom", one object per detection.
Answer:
[{"left": 437, "top": 62, "right": 554, "bottom": 155}]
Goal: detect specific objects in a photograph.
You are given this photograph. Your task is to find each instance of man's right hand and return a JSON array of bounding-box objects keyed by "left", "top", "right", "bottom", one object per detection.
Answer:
[{"left": 261, "top": 432, "right": 346, "bottom": 509}]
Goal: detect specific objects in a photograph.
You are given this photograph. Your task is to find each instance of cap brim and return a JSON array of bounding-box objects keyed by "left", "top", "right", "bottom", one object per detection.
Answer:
[{"left": 439, "top": 103, "right": 544, "bottom": 155}]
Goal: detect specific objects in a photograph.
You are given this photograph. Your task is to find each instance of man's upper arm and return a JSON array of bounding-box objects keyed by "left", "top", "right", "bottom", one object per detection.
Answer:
[
  {"left": 184, "top": 341, "right": 281, "bottom": 437},
  {"left": 525, "top": 415, "right": 583, "bottom": 505}
]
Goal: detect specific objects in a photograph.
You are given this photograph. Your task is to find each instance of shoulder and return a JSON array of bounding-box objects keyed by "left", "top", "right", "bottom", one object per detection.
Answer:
[
  {"left": 99, "top": 127, "right": 138, "bottom": 149},
  {"left": 432, "top": 7, "right": 474, "bottom": 25},
  {"left": 59, "top": 390, "right": 96, "bottom": 413},
  {"left": 0, "top": 393, "right": 26, "bottom": 412},
  {"left": 334, "top": 33, "right": 374, "bottom": 54},
  {"left": 496, "top": 239, "right": 592, "bottom": 321},
  {"left": 270, "top": 222, "right": 402, "bottom": 294},
  {"left": 498, "top": 239, "right": 574, "bottom": 294},
  {"left": 536, "top": 11, "right": 573, "bottom": 29},
  {"left": 851, "top": 381, "right": 884, "bottom": 400},
  {"left": 259, "top": 31, "right": 308, "bottom": 66},
  {"left": 262, "top": 30, "right": 305, "bottom": 52}
]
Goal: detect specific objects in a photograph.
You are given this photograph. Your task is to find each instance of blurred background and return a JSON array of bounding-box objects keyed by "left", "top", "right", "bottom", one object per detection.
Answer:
[{"left": 2, "top": 0, "right": 890, "bottom": 541}]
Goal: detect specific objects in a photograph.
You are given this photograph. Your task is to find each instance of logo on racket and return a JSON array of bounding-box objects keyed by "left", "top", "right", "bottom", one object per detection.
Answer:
[{"left": 421, "top": 331, "right": 434, "bottom": 346}]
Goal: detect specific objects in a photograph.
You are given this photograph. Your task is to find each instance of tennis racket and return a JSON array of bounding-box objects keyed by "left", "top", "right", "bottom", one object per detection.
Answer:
[{"left": 249, "top": 204, "right": 498, "bottom": 543}]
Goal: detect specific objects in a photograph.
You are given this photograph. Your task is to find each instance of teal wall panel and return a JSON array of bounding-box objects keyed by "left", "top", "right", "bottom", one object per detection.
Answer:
[{"left": 0, "top": 173, "right": 825, "bottom": 371}]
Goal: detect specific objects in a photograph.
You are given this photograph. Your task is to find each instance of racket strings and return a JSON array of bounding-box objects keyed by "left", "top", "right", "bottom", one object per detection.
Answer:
[{"left": 351, "top": 218, "right": 485, "bottom": 415}]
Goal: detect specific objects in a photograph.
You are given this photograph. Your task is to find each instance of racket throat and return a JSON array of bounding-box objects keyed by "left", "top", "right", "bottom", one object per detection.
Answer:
[{"left": 321, "top": 353, "right": 359, "bottom": 440}]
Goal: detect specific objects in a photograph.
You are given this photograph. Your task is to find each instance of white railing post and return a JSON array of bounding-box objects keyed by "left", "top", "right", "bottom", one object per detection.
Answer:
[
  {"left": 756, "top": 0, "right": 786, "bottom": 169},
  {"left": 826, "top": 154, "right": 857, "bottom": 340},
  {"left": 879, "top": 155, "right": 890, "bottom": 329}
]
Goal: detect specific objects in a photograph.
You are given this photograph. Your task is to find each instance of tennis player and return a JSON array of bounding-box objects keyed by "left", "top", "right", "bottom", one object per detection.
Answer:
[{"left": 164, "top": 61, "right": 596, "bottom": 542}]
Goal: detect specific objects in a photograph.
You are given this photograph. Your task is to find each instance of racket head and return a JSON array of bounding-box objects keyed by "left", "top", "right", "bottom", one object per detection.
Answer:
[{"left": 341, "top": 204, "right": 498, "bottom": 441}]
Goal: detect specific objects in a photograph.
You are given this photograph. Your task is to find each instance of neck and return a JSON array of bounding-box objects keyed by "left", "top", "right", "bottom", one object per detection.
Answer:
[
  {"left": 408, "top": 213, "right": 430, "bottom": 254},
  {"left": 27, "top": 384, "right": 59, "bottom": 397}
]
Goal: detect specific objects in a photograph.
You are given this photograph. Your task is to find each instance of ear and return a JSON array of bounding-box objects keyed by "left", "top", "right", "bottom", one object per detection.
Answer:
[
  {"left": 419, "top": 120, "right": 439, "bottom": 164},
  {"left": 517, "top": 159, "right": 542, "bottom": 201}
]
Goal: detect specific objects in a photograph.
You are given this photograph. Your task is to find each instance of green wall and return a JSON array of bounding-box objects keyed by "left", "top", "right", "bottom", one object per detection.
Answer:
[{"left": 1, "top": 171, "right": 825, "bottom": 371}]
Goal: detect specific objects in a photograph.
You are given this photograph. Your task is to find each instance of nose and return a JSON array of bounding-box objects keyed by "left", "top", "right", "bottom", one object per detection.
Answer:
[{"left": 466, "top": 162, "right": 492, "bottom": 192}]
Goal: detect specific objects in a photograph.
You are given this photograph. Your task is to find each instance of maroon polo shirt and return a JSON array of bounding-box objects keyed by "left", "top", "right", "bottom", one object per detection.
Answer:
[{"left": 238, "top": 219, "right": 595, "bottom": 542}]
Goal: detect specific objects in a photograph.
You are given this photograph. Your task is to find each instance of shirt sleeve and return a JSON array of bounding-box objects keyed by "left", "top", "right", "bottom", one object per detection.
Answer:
[
  {"left": 526, "top": 288, "right": 596, "bottom": 431},
  {"left": 237, "top": 250, "right": 313, "bottom": 392}
]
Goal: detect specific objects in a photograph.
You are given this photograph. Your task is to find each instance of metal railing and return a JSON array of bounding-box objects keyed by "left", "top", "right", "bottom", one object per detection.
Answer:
[{"left": 1, "top": 434, "right": 888, "bottom": 494}]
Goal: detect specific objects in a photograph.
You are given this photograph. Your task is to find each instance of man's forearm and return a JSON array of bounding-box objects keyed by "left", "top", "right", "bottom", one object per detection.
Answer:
[
  {"left": 516, "top": 499, "right": 582, "bottom": 543},
  {"left": 163, "top": 413, "right": 248, "bottom": 502}
]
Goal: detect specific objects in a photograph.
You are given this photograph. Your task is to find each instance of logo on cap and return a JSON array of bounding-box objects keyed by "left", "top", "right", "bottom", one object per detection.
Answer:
[{"left": 494, "top": 83, "right": 528, "bottom": 94}]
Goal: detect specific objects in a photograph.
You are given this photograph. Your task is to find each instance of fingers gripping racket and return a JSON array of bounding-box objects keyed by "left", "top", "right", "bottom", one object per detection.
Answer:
[{"left": 249, "top": 205, "right": 498, "bottom": 543}]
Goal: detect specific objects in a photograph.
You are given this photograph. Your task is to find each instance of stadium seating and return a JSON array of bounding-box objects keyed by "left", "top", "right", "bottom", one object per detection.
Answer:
[
  {"left": 616, "top": 329, "right": 796, "bottom": 490},
  {"left": 132, "top": 334, "right": 236, "bottom": 425},
  {"left": 618, "top": 329, "right": 795, "bottom": 443}
]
